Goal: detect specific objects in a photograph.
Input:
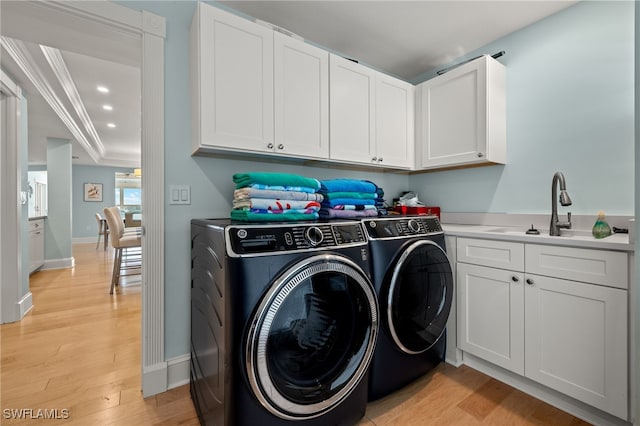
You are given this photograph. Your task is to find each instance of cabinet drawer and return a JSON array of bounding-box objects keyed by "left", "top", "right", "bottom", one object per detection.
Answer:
[
  {"left": 457, "top": 238, "right": 524, "bottom": 271},
  {"left": 525, "top": 244, "right": 628, "bottom": 289},
  {"left": 29, "top": 219, "right": 44, "bottom": 232}
]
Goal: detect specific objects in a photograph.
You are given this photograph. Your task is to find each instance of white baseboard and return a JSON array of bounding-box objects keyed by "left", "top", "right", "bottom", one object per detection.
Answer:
[
  {"left": 41, "top": 257, "right": 75, "bottom": 270},
  {"left": 18, "top": 292, "right": 32, "bottom": 318},
  {"left": 142, "top": 362, "right": 168, "bottom": 397},
  {"left": 72, "top": 237, "right": 99, "bottom": 244},
  {"left": 462, "top": 353, "right": 630, "bottom": 426},
  {"left": 142, "top": 354, "right": 191, "bottom": 397},
  {"left": 168, "top": 354, "right": 191, "bottom": 389}
]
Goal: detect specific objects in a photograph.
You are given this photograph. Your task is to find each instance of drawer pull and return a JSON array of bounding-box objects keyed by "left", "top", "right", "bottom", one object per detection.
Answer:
[
  {"left": 267, "top": 143, "right": 274, "bottom": 149},
  {"left": 526, "top": 278, "right": 534, "bottom": 285},
  {"left": 511, "top": 276, "right": 519, "bottom": 283}
]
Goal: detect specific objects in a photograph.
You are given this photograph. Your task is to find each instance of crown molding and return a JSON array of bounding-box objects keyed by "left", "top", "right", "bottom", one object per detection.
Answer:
[
  {"left": 0, "top": 36, "right": 101, "bottom": 163},
  {"left": 40, "top": 45, "right": 106, "bottom": 157}
]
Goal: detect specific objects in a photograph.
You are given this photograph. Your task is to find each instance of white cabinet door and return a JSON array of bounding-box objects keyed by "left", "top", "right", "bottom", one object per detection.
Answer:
[
  {"left": 329, "top": 54, "right": 376, "bottom": 164},
  {"left": 192, "top": 3, "right": 274, "bottom": 153},
  {"left": 457, "top": 262, "right": 524, "bottom": 374},
  {"left": 375, "top": 73, "right": 414, "bottom": 169},
  {"left": 524, "top": 274, "right": 627, "bottom": 419},
  {"left": 274, "top": 32, "right": 328, "bottom": 159},
  {"left": 29, "top": 219, "right": 44, "bottom": 273},
  {"left": 417, "top": 55, "right": 505, "bottom": 170}
]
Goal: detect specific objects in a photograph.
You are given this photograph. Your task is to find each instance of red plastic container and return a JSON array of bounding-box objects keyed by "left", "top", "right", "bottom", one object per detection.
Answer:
[{"left": 394, "top": 206, "right": 440, "bottom": 219}]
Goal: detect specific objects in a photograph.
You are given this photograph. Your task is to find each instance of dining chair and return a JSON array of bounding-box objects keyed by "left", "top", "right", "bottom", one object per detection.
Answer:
[
  {"left": 95, "top": 213, "right": 109, "bottom": 250},
  {"left": 103, "top": 206, "right": 142, "bottom": 294}
]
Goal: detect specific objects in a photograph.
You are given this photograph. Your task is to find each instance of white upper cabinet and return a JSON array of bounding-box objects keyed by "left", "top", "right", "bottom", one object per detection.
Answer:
[
  {"left": 274, "top": 32, "right": 329, "bottom": 159},
  {"left": 329, "top": 54, "right": 414, "bottom": 169},
  {"left": 329, "top": 54, "right": 376, "bottom": 165},
  {"left": 416, "top": 55, "right": 506, "bottom": 170},
  {"left": 191, "top": 2, "right": 274, "bottom": 154},
  {"left": 375, "top": 73, "right": 415, "bottom": 169}
]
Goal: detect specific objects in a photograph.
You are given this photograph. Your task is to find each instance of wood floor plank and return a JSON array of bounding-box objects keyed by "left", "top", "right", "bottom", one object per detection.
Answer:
[{"left": 1, "top": 243, "right": 591, "bottom": 425}]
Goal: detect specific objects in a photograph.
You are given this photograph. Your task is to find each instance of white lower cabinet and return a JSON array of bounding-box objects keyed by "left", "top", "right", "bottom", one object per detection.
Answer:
[
  {"left": 524, "top": 273, "right": 627, "bottom": 419},
  {"left": 29, "top": 219, "right": 45, "bottom": 274},
  {"left": 456, "top": 237, "right": 628, "bottom": 420},
  {"left": 457, "top": 262, "right": 524, "bottom": 375}
]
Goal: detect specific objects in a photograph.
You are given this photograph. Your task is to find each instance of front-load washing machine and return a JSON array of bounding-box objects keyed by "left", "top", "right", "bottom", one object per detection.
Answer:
[
  {"left": 190, "top": 219, "right": 378, "bottom": 425},
  {"left": 363, "top": 216, "right": 453, "bottom": 401}
]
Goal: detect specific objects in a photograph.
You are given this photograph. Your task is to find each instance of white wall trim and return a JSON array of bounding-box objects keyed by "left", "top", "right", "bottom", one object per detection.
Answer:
[
  {"left": 140, "top": 10, "right": 166, "bottom": 398},
  {"left": 41, "top": 257, "right": 75, "bottom": 270},
  {"left": 72, "top": 236, "right": 100, "bottom": 244},
  {"left": 18, "top": 291, "right": 32, "bottom": 318},
  {"left": 0, "top": 71, "right": 23, "bottom": 324},
  {"left": 167, "top": 354, "right": 191, "bottom": 390}
]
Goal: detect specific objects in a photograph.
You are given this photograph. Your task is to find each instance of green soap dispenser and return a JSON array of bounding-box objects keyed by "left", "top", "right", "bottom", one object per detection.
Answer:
[{"left": 592, "top": 211, "right": 612, "bottom": 239}]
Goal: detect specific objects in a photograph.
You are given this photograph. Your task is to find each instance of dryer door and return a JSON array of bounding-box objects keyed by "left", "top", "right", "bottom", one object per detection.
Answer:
[
  {"left": 386, "top": 240, "right": 453, "bottom": 354},
  {"left": 246, "top": 253, "right": 378, "bottom": 420}
]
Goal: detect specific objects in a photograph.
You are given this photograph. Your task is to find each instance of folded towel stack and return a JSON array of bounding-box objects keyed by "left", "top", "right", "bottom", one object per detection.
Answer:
[
  {"left": 318, "top": 179, "right": 381, "bottom": 219},
  {"left": 231, "top": 172, "right": 322, "bottom": 222},
  {"left": 374, "top": 186, "right": 387, "bottom": 216}
]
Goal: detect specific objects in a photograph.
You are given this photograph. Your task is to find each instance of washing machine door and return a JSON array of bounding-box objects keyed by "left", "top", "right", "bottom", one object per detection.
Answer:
[
  {"left": 246, "top": 254, "right": 378, "bottom": 420},
  {"left": 386, "top": 239, "right": 453, "bottom": 355}
]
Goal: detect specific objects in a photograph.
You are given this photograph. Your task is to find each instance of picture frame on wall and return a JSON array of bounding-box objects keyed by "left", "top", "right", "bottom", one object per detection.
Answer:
[{"left": 84, "top": 183, "right": 103, "bottom": 202}]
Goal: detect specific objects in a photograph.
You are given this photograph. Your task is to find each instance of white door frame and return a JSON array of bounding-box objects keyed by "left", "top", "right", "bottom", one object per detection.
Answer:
[
  {"left": 0, "top": 69, "right": 22, "bottom": 324},
  {"left": 1, "top": 1, "right": 167, "bottom": 396}
]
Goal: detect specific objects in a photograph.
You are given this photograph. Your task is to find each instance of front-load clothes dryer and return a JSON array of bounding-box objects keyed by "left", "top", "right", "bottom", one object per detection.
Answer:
[
  {"left": 363, "top": 216, "right": 453, "bottom": 401},
  {"left": 190, "top": 219, "right": 378, "bottom": 425}
]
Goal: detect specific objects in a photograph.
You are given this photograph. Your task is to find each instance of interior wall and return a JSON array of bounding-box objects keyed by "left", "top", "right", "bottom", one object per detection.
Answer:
[
  {"left": 409, "top": 1, "right": 634, "bottom": 216},
  {"left": 45, "top": 138, "right": 72, "bottom": 262},
  {"left": 634, "top": 0, "right": 639, "bottom": 421},
  {"left": 72, "top": 165, "right": 135, "bottom": 239},
  {"left": 19, "top": 94, "right": 29, "bottom": 297}
]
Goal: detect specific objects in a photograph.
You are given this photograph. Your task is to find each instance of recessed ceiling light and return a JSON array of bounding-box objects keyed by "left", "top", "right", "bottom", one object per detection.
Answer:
[
  {"left": 97, "top": 85, "right": 109, "bottom": 93},
  {"left": 102, "top": 104, "right": 113, "bottom": 111},
  {"left": 107, "top": 123, "right": 116, "bottom": 128}
]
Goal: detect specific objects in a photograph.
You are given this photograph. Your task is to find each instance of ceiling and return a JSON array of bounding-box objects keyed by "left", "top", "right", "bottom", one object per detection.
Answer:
[{"left": 0, "top": 0, "right": 578, "bottom": 168}]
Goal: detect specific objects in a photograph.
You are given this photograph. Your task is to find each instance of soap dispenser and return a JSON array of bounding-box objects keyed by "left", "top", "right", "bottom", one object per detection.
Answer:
[{"left": 592, "top": 211, "right": 612, "bottom": 239}]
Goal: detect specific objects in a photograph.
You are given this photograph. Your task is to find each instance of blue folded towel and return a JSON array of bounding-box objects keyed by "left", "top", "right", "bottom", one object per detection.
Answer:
[{"left": 319, "top": 179, "right": 378, "bottom": 194}]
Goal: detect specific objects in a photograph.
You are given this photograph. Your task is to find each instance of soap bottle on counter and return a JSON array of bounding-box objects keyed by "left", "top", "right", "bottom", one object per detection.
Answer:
[{"left": 592, "top": 211, "right": 612, "bottom": 239}]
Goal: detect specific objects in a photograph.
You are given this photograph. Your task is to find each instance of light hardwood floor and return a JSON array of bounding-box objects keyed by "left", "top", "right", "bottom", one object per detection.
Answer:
[{"left": 1, "top": 243, "right": 589, "bottom": 425}]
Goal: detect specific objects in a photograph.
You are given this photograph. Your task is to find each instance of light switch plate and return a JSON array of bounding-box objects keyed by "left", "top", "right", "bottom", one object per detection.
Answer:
[{"left": 169, "top": 185, "right": 190, "bottom": 205}]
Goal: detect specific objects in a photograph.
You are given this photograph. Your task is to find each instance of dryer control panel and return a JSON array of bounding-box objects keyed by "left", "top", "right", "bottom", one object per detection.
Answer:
[
  {"left": 227, "top": 221, "right": 368, "bottom": 256},
  {"left": 364, "top": 216, "right": 443, "bottom": 239}
]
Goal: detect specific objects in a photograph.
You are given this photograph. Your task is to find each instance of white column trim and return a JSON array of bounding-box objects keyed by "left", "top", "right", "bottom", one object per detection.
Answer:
[{"left": 141, "top": 19, "right": 166, "bottom": 397}]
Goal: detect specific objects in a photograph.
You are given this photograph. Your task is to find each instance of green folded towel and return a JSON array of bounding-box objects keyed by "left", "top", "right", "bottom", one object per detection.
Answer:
[
  {"left": 231, "top": 210, "right": 319, "bottom": 222},
  {"left": 233, "top": 172, "right": 320, "bottom": 190},
  {"left": 323, "top": 191, "right": 377, "bottom": 200}
]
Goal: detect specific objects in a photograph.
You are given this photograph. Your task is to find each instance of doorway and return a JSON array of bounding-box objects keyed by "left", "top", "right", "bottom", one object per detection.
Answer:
[{"left": 0, "top": 1, "right": 166, "bottom": 397}]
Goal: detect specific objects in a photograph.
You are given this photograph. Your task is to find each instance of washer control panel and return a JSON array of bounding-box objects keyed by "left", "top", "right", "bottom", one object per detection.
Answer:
[
  {"left": 365, "top": 216, "right": 442, "bottom": 239},
  {"left": 228, "top": 221, "right": 367, "bottom": 255}
]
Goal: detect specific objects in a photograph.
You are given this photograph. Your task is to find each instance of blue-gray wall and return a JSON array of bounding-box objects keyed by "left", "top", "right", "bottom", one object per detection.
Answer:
[
  {"left": 634, "top": 0, "right": 639, "bottom": 419},
  {"left": 72, "top": 165, "right": 135, "bottom": 239},
  {"left": 45, "top": 138, "right": 73, "bottom": 261},
  {"left": 19, "top": 95, "right": 29, "bottom": 298},
  {"left": 409, "top": 1, "right": 634, "bottom": 215},
  {"left": 120, "top": 1, "right": 635, "bottom": 360}
]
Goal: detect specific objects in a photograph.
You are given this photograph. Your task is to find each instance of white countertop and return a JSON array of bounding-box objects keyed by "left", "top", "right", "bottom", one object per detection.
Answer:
[{"left": 442, "top": 224, "right": 633, "bottom": 252}]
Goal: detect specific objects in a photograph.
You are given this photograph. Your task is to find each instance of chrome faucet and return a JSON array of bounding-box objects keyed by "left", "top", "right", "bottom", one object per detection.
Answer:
[{"left": 550, "top": 172, "right": 572, "bottom": 236}]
